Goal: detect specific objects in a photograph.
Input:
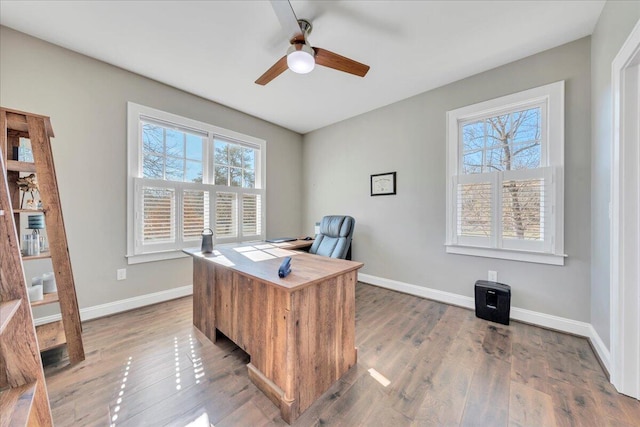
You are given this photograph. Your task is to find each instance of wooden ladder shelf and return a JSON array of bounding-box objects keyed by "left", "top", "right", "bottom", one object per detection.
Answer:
[
  {"left": 0, "top": 107, "right": 84, "bottom": 363},
  {"left": 0, "top": 148, "right": 53, "bottom": 424}
]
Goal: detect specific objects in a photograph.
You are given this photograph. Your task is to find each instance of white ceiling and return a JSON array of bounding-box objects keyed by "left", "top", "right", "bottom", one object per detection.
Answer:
[{"left": 0, "top": 1, "right": 605, "bottom": 134}]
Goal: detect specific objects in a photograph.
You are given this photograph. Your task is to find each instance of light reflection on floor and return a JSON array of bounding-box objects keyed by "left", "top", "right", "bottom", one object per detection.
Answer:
[
  {"left": 109, "top": 356, "right": 132, "bottom": 426},
  {"left": 183, "top": 411, "right": 213, "bottom": 427},
  {"left": 174, "top": 337, "right": 181, "bottom": 390},
  {"left": 189, "top": 334, "right": 205, "bottom": 384},
  {"left": 108, "top": 333, "right": 209, "bottom": 425}
]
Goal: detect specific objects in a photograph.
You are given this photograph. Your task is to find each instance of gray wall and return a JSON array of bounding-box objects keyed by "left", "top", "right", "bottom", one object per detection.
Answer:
[
  {"left": 303, "top": 38, "right": 592, "bottom": 322},
  {"left": 0, "top": 26, "right": 304, "bottom": 312},
  {"left": 590, "top": 2, "right": 640, "bottom": 349}
]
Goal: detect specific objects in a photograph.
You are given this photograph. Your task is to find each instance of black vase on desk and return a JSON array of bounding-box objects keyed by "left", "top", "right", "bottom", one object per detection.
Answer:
[{"left": 201, "top": 228, "right": 214, "bottom": 253}]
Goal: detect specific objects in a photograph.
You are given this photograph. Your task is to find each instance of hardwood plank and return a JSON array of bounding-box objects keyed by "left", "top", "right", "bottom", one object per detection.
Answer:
[
  {"left": 445, "top": 309, "right": 488, "bottom": 369},
  {"left": 460, "top": 354, "right": 511, "bottom": 427},
  {"left": 314, "top": 373, "right": 385, "bottom": 425},
  {"left": 116, "top": 372, "right": 253, "bottom": 427},
  {"left": 356, "top": 340, "right": 417, "bottom": 390},
  {"left": 511, "top": 341, "right": 551, "bottom": 394},
  {"left": 362, "top": 400, "right": 413, "bottom": 426},
  {"left": 544, "top": 339, "right": 592, "bottom": 390},
  {"left": 389, "top": 306, "right": 462, "bottom": 419},
  {"left": 413, "top": 354, "right": 475, "bottom": 425},
  {"left": 40, "top": 284, "right": 640, "bottom": 427},
  {"left": 267, "top": 368, "right": 362, "bottom": 426},
  {"left": 587, "top": 373, "right": 640, "bottom": 425},
  {"left": 215, "top": 400, "right": 271, "bottom": 427},
  {"left": 109, "top": 351, "right": 241, "bottom": 424},
  {"left": 416, "top": 314, "right": 481, "bottom": 424},
  {"left": 509, "top": 381, "right": 557, "bottom": 427},
  {"left": 548, "top": 379, "right": 601, "bottom": 427},
  {"left": 482, "top": 323, "right": 513, "bottom": 361}
]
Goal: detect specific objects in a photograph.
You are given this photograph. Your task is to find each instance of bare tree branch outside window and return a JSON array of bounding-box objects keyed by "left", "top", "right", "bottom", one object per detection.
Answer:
[{"left": 460, "top": 107, "right": 543, "bottom": 240}]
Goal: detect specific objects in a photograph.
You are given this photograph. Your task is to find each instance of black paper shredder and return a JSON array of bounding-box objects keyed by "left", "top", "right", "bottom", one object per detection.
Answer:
[{"left": 475, "top": 280, "right": 511, "bottom": 325}]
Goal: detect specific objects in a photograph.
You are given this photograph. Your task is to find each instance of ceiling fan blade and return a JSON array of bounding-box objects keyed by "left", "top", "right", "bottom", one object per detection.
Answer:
[
  {"left": 255, "top": 55, "right": 288, "bottom": 85},
  {"left": 270, "top": 0, "right": 302, "bottom": 42},
  {"left": 313, "top": 48, "right": 370, "bottom": 77}
]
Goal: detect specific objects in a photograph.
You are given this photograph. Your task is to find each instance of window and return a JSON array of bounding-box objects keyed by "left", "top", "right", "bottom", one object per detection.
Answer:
[
  {"left": 127, "top": 103, "right": 266, "bottom": 263},
  {"left": 445, "top": 82, "right": 565, "bottom": 265}
]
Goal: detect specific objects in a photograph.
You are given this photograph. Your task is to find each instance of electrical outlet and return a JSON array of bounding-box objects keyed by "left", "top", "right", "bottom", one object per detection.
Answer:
[
  {"left": 117, "top": 268, "right": 127, "bottom": 281},
  {"left": 488, "top": 270, "right": 498, "bottom": 282}
]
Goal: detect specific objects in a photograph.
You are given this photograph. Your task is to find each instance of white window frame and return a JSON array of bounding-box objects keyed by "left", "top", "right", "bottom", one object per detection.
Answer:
[
  {"left": 445, "top": 81, "right": 565, "bottom": 265},
  {"left": 126, "top": 102, "right": 266, "bottom": 264}
]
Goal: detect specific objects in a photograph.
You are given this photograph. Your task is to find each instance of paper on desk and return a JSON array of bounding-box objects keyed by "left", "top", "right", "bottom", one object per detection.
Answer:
[
  {"left": 254, "top": 244, "right": 275, "bottom": 250},
  {"left": 242, "top": 250, "right": 277, "bottom": 262},
  {"left": 265, "top": 248, "right": 298, "bottom": 258},
  {"left": 272, "top": 242, "right": 292, "bottom": 247}
]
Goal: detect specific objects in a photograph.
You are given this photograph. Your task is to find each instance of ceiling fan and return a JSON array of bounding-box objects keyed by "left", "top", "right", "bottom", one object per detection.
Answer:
[{"left": 255, "top": 0, "right": 370, "bottom": 85}]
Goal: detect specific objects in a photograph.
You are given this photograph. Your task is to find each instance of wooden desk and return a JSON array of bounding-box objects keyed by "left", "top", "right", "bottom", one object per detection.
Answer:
[
  {"left": 273, "top": 238, "right": 314, "bottom": 250},
  {"left": 184, "top": 243, "right": 362, "bottom": 423}
]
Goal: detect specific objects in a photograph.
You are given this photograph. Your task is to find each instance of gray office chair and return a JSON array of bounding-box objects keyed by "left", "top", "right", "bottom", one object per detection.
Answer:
[{"left": 309, "top": 215, "right": 355, "bottom": 260}]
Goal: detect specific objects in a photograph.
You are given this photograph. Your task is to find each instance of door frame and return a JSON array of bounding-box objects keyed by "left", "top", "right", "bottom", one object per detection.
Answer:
[{"left": 610, "top": 19, "right": 640, "bottom": 399}]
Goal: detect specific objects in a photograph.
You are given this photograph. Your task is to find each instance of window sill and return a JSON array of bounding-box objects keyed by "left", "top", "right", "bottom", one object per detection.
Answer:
[
  {"left": 445, "top": 245, "right": 566, "bottom": 266},
  {"left": 126, "top": 250, "right": 190, "bottom": 265}
]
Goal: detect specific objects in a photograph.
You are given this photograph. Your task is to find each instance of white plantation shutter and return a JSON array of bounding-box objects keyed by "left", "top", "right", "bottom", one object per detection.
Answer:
[
  {"left": 242, "top": 194, "right": 261, "bottom": 236},
  {"left": 500, "top": 167, "right": 551, "bottom": 252},
  {"left": 457, "top": 181, "right": 492, "bottom": 238},
  {"left": 215, "top": 192, "right": 237, "bottom": 238},
  {"left": 454, "top": 173, "right": 494, "bottom": 248},
  {"left": 142, "top": 186, "right": 175, "bottom": 243},
  {"left": 134, "top": 180, "right": 178, "bottom": 254},
  {"left": 134, "top": 179, "right": 215, "bottom": 254},
  {"left": 502, "top": 180, "right": 543, "bottom": 241},
  {"left": 453, "top": 168, "right": 551, "bottom": 252},
  {"left": 182, "top": 190, "right": 210, "bottom": 241}
]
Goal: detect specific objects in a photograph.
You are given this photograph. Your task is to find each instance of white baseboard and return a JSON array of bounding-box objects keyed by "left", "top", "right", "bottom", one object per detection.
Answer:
[
  {"left": 358, "top": 273, "right": 476, "bottom": 310},
  {"left": 33, "top": 285, "right": 193, "bottom": 326},
  {"left": 588, "top": 324, "right": 611, "bottom": 374},
  {"left": 358, "top": 273, "right": 605, "bottom": 356},
  {"left": 33, "top": 275, "right": 613, "bottom": 375}
]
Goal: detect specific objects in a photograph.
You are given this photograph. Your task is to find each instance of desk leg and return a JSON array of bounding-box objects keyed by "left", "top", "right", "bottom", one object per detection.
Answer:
[
  {"left": 247, "top": 363, "right": 296, "bottom": 423},
  {"left": 192, "top": 257, "right": 216, "bottom": 342},
  {"left": 281, "top": 304, "right": 297, "bottom": 423}
]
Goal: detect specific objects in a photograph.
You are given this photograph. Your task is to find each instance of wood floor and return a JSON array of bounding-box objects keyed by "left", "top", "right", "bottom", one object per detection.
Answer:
[{"left": 43, "top": 283, "right": 640, "bottom": 426}]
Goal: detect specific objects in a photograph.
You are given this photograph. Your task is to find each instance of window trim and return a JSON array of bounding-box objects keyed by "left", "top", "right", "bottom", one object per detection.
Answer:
[
  {"left": 126, "top": 102, "right": 266, "bottom": 264},
  {"left": 445, "top": 81, "right": 565, "bottom": 265}
]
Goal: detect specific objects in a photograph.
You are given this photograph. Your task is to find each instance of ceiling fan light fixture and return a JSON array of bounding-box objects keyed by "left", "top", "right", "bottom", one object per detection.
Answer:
[{"left": 286, "top": 44, "right": 315, "bottom": 74}]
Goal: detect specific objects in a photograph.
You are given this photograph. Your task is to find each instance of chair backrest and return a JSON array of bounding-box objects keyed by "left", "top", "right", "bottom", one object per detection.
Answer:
[{"left": 309, "top": 215, "right": 355, "bottom": 259}]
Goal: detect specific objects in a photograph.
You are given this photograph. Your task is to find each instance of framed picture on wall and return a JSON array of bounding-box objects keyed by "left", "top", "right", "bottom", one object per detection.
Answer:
[{"left": 371, "top": 172, "right": 396, "bottom": 196}]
